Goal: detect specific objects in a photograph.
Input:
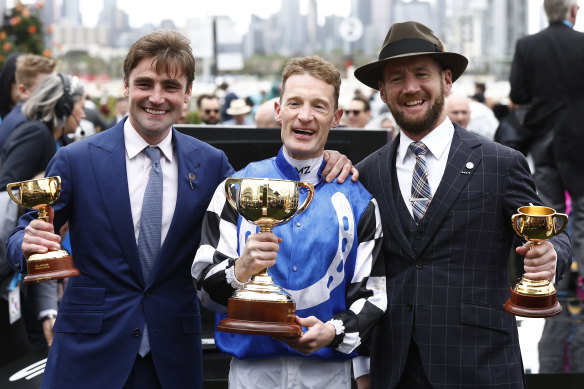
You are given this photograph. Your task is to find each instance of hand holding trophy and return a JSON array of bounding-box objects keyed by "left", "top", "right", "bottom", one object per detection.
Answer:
[
  {"left": 217, "top": 177, "right": 314, "bottom": 337},
  {"left": 6, "top": 176, "right": 80, "bottom": 283},
  {"left": 504, "top": 205, "right": 568, "bottom": 317}
]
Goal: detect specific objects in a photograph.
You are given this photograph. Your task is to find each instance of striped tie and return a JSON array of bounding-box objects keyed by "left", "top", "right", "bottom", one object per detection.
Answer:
[
  {"left": 137, "top": 146, "right": 163, "bottom": 356},
  {"left": 409, "top": 142, "right": 432, "bottom": 224}
]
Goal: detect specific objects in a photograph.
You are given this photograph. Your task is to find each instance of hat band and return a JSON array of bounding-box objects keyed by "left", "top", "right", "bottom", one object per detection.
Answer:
[{"left": 379, "top": 38, "right": 442, "bottom": 61}]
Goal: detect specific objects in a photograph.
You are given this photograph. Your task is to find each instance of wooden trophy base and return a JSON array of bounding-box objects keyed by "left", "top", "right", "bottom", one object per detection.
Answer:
[
  {"left": 504, "top": 287, "right": 562, "bottom": 318},
  {"left": 24, "top": 250, "right": 80, "bottom": 284},
  {"left": 217, "top": 298, "right": 303, "bottom": 337}
]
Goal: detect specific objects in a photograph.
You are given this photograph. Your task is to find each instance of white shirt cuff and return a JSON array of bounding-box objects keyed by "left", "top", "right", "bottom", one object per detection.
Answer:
[
  {"left": 352, "top": 356, "right": 370, "bottom": 379},
  {"left": 37, "top": 309, "right": 58, "bottom": 321},
  {"left": 225, "top": 264, "right": 248, "bottom": 289}
]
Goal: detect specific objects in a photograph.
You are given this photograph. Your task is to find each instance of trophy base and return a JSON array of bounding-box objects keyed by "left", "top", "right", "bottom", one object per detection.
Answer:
[
  {"left": 504, "top": 287, "right": 562, "bottom": 318},
  {"left": 24, "top": 250, "right": 80, "bottom": 284},
  {"left": 217, "top": 298, "right": 303, "bottom": 337}
]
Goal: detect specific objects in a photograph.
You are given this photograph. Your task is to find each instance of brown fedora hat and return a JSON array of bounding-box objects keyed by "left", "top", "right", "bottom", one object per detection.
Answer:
[{"left": 354, "top": 21, "right": 468, "bottom": 90}]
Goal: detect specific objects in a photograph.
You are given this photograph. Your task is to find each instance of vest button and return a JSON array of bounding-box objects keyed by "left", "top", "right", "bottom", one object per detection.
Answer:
[
  {"left": 406, "top": 303, "right": 413, "bottom": 311},
  {"left": 415, "top": 261, "right": 423, "bottom": 269},
  {"left": 415, "top": 230, "right": 423, "bottom": 239},
  {"left": 132, "top": 328, "right": 141, "bottom": 337}
]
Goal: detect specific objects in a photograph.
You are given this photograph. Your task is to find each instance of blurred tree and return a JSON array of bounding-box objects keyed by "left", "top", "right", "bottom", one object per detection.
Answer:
[{"left": 0, "top": 1, "right": 51, "bottom": 67}]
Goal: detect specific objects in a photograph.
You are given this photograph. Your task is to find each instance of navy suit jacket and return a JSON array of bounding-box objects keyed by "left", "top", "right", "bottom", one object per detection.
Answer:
[
  {"left": 357, "top": 125, "right": 572, "bottom": 388},
  {"left": 7, "top": 119, "right": 234, "bottom": 389}
]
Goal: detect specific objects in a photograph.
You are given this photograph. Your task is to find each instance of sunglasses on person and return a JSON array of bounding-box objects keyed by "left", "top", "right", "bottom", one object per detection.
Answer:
[
  {"left": 204, "top": 109, "right": 220, "bottom": 114},
  {"left": 346, "top": 110, "right": 362, "bottom": 116}
]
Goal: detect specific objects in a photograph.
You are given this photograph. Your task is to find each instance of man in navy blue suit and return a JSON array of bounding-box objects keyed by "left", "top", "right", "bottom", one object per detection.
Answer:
[
  {"left": 6, "top": 30, "right": 230, "bottom": 389},
  {"left": 353, "top": 21, "right": 572, "bottom": 388}
]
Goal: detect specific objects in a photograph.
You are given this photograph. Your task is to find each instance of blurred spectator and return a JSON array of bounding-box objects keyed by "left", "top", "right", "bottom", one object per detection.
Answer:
[
  {"left": 509, "top": 0, "right": 584, "bottom": 373},
  {"left": 445, "top": 93, "right": 471, "bottom": 128},
  {"left": 0, "top": 52, "right": 22, "bottom": 120},
  {"left": 0, "top": 74, "right": 85, "bottom": 365},
  {"left": 108, "top": 97, "right": 129, "bottom": 127},
  {"left": 217, "top": 81, "right": 239, "bottom": 122},
  {"left": 255, "top": 97, "right": 280, "bottom": 128},
  {"left": 380, "top": 115, "right": 399, "bottom": 140},
  {"left": 0, "top": 54, "right": 57, "bottom": 150},
  {"left": 467, "top": 100, "right": 498, "bottom": 140},
  {"left": 177, "top": 102, "right": 190, "bottom": 124},
  {"left": 345, "top": 96, "right": 371, "bottom": 128},
  {"left": 494, "top": 102, "right": 530, "bottom": 156},
  {"left": 471, "top": 81, "right": 486, "bottom": 103},
  {"left": 74, "top": 99, "right": 109, "bottom": 140},
  {"left": 223, "top": 98, "right": 254, "bottom": 125},
  {"left": 197, "top": 94, "right": 221, "bottom": 125}
]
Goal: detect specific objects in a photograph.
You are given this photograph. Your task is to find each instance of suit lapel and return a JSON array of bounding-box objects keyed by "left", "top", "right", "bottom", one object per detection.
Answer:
[
  {"left": 377, "top": 136, "right": 417, "bottom": 259},
  {"left": 416, "top": 126, "right": 482, "bottom": 254},
  {"left": 88, "top": 121, "right": 143, "bottom": 282}
]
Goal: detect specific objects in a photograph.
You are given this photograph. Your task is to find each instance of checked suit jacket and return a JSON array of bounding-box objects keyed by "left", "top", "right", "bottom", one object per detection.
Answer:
[
  {"left": 6, "top": 119, "right": 234, "bottom": 389},
  {"left": 357, "top": 124, "right": 572, "bottom": 389}
]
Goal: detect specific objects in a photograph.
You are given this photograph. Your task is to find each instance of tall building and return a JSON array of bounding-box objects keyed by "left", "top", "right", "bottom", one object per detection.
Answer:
[
  {"left": 61, "top": 0, "right": 82, "bottom": 25},
  {"left": 279, "top": 0, "right": 304, "bottom": 56}
]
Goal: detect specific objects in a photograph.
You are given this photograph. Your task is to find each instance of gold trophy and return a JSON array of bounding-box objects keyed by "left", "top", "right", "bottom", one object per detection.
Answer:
[
  {"left": 217, "top": 177, "right": 314, "bottom": 337},
  {"left": 504, "top": 205, "right": 568, "bottom": 317},
  {"left": 6, "top": 176, "right": 80, "bottom": 284}
]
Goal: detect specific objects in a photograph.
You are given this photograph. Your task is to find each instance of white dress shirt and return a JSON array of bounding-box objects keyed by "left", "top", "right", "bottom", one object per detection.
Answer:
[
  {"left": 124, "top": 120, "right": 178, "bottom": 247},
  {"left": 396, "top": 117, "right": 454, "bottom": 218}
]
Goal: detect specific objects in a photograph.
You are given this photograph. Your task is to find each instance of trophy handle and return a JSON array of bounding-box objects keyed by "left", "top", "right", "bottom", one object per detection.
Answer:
[
  {"left": 224, "top": 178, "right": 240, "bottom": 210},
  {"left": 6, "top": 182, "right": 22, "bottom": 205},
  {"left": 296, "top": 182, "right": 314, "bottom": 216},
  {"left": 553, "top": 213, "right": 569, "bottom": 236},
  {"left": 511, "top": 213, "right": 522, "bottom": 236}
]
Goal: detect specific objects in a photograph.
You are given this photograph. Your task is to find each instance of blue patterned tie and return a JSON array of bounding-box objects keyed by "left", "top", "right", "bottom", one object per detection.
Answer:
[
  {"left": 138, "top": 146, "right": 162, "bottom": 356},
  {"left": 409, "top": 142, "right": 432, "bottom": 224}
]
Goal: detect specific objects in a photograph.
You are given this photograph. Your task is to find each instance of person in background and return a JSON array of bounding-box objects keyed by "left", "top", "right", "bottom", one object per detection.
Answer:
[
  {"left": 380, "top": 115, "right": 399, "bottom": 140},
  {"left": 0, "top": 74, "right": 85, "bottom": 365},
  {"left": 345, "top": 96, "right": 372, "bottom": 128},
  {"left": 353, "top": 20, "right": 571, "bottom": 388},
  {"left": 218, "top": 81, "right": 239, "bottom": 123},
  {"left": 223, "top": 98, "right": 254, "bottom": 126},
  {"left": 109, "top": 96, "right": 129, "bottom": 128},
  {"left": 445, "top": 92, "right": 471, "bottom": 129},
  {"left": 254, "top": 97, "right": 280, "bottom": 128},
  {"left": 0, "top": 54, "right": 57, "bottom": 150},
  {"left": 177, "top": 101, "right": 190, "bottom": 124},
  {"left": 193, "top": 55, "right": 385, "bottom": 389},
  {"left": 509, "top": 0, "right": 584, "bottom": 373},
  {"left": 0, "top": 52, "right": 22, "bottom": 120},
  {"left": 197, "top": 94, "right": 221, "bottom": 125},
  {"left": 471, "top": 81, "right": 486, "bottom": 104}
]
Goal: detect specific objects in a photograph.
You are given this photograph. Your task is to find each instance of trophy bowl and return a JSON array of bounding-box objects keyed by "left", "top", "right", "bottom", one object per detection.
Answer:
[
  {"left": 6, "top": 176, "right": 80, "bottom": 284},
  {"left": 217, "top": 177, "right": 314, "bottom": 337},
  {"left": 504, "top": 205, "right": 568, "bottom": 318}
]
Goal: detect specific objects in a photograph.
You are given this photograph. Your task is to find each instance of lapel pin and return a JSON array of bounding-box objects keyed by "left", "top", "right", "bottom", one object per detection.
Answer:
[
  {"left": 188, "top": 173, "right": 195, "bottom": 189},
  {"left": 461, "top": 161, "right": 474, "bottom": 175}
]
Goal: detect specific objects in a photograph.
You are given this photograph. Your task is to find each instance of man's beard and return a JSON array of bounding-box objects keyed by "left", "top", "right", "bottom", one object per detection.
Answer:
[{"left": 387, "top": 82, "right": 445, "bottom": 135}]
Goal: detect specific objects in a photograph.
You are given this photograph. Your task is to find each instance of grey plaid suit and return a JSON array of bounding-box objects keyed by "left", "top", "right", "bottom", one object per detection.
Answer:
[{"left": 357, "top": 124, "right": 572, "bottom": 388}]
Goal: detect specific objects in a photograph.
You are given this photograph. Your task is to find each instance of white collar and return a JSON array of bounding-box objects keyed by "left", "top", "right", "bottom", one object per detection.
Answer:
[
  {"left": 397, "top": 116, "right": 454, "bottom": 162},
  {"left": 124, "top": 118, "right": 174, "bottom": 162}
]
